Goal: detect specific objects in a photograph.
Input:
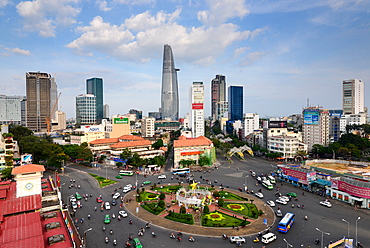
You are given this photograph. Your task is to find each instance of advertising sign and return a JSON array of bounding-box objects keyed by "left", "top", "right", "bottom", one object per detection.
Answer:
[
  {"left": 83, "top": 125, "right": 102, "bottom": 132},
  {"left": 304, "top": 109, "right": 319, "bottom": 125},
  {"left": 332, "top": 179, "right": 370, "bottom": 198},
  {"left": 113, "top": 117, "right": 129, "bottom": 124},
  {"left": 192, "top": 103, "right": 204, "bottom": 109},
  {"left": 268, "top": 121, "right": 287, "bottom": 128},
  {"left": 281, "top": 167, "right": 307, "bottom": 181}
]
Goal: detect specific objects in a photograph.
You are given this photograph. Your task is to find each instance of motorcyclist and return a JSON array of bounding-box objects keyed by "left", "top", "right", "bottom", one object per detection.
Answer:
[
  {"left": 102, "top": 226, "right": 106, "bottom": 231},
  {"left": 113, "top": 239, "right": 117, "bottom": 246},
  {"left": 189, "top": 236, "right": 195, "bottom": 242},
  {"left": 87, "top": 214, "right": 90, "bottom": 219},
  {"left": 304, "top": 216, "right": 308, "bottom": 221},
  {"left": 177, "top": 236, "right": 182, "bottom": 242},
  {"left": 129, "top": 219, "right": 133, "bottom": 224},
  {"left": 105, "top": 237, "right": 109, "bottom": 243},
  {"left": 170, "top": 233, "right": 175, "bottom": 239},
  {"left": 222, "top": 234, "right": 227, "bottom": 239},
  {"left": 151, "top": 231, "right": 156, "bottom": 237},
  {"left": 110, "top": 229, "right": 113, "bottom": 234},
  {"left": 94, "top": 206, "right": 97, "bottom": 211},
  {"left": 236, "top": 241, "right": 242, "bottom": 247}
]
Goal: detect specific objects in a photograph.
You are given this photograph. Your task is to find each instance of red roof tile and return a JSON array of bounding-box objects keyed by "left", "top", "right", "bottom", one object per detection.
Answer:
[
  {"left": 89, "top": 137, "right": 119, "bottom": 145},
  {"left": 118, "top": 135, "right": 145, "bottom": 141},
  {"left": 110, "top": 140, "right": 151, "bottom": 149},
  {"left": 12, "top": 164, "right": 45, "bottom": 175},
  {"left": 174, "top": 136, "right": 213, "bottom": 148}
]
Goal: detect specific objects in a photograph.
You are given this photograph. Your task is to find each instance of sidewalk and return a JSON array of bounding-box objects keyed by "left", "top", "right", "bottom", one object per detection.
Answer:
[{"left": 123, "top": 184, "right": 275, "bottom": 237}]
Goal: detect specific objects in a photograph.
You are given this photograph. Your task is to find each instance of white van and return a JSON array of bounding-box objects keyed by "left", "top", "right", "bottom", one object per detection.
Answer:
[{"left": 261, "top": 232, "right": 276, "bottom": 244}]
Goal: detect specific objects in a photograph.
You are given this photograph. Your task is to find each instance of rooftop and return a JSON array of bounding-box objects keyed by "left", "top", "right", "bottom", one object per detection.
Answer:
[
  {"left": 12, "top": 164, "right": 45, "bottom": 175},
  {"left": 174, "top": 136, "right": 213, "bottom": 148}
]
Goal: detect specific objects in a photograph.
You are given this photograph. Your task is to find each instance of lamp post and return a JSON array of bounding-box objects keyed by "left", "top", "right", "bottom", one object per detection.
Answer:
[
  {"left": 316, "top": 227, "right": 330, "bottom": 248},
  {"left": 283, "top": 238, "right": 293, "bottom": 248},
  {"left": 244, "top": 175, "right": 249, "bottom": 192},
  {"left": 342, "top": 218, "right": 350, "bottom": 238},
  {"left": 355, "top": 217, "right": 361, "bottom": 245},
  {"left": 83, "top": 227, "right": 93, "bottom": 248},
  {"left": 105, "top": 165, "right": 108, "bottom": 180}
]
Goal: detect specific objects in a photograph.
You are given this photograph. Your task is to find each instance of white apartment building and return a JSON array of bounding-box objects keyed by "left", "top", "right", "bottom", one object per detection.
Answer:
[
  {"left": 302, "top": 107, "right": 330, "bottom": 151},
  {"left": 343, "top": 79, "right": 365, "bottom": 115},
  {"left": 0, "top": 95, "right": 26, "bottom": 126},
  {"left": 141, "top": 117, "right": 155, "bottom": 137},
  {"left": 76, "top": 94, "right": 96, "bottom": 124},
  {"left": 244, "top": 113, "right": 260, "bottom": 136},
  {"left": 268, "top": 133, "right": 307, "bottom": 158},
  {"left": 190, "top": 82, "right": 205, "bottom": 138},
  {"left": 52, "top": 110, "right": 66, "bottom": 131}
]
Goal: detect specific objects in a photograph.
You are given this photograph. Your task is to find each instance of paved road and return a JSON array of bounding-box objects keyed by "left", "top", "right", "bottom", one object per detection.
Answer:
[{"left": 59, "top": 156, "right": 370, "bottom": 248}]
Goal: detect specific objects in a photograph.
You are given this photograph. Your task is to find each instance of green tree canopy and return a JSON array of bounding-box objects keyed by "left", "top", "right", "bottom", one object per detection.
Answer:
[
  {"left": 152, "top": 139, "right": 164, "bottom": 150},
  {"left": 9, "top": 125, "right": 33, "bottom": 141}
]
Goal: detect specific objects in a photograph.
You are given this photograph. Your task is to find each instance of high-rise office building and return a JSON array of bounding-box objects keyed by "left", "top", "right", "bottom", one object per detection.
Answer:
[
  {"left": 228, "top": 85, "right": 243, "bottom": 121},
  {"left": 211, "top": 74, "right": 227, "bottom": 121},
  {"left": 26, "top": 72, "right": 52, "bottom": 132},
  {"left": 302, "top": 107, "right": 330, "bottom": 151},
  {"left": 86, "top": 77, "right": 104, "bottom": 123},
  {"left": 161, "top": 44, "right": 179, "bottom": 120},
  {"left": 0, "top": 95, "right": 26, "bottom": 126},
  {"left": 190, "top": 82, "right": 205, "bottom": 138},
  {"left": 50, "top": 77, "right": 58, "bottom": 120},
  {"left": 129, "top": 109, "right": 143, "bottom": 120},
  {"left": 76, "top": 94, "right": 96, "bottom": 125},
  {"left": 343, "top": 79, "right": 365, "bottom": 115},
  {"left": 103, "top": 104, "right": 110, "bottom": 119}
]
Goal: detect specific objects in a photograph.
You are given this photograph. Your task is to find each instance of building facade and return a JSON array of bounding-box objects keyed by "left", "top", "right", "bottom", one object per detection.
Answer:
[
  {"left": 302, "top": 107, "right": 330, "bottom": 151},
  {"left": 141, "top": 117, "right": 155, "bottom": 137},
  {"left": 343, "top": 79, "right": 365, "bottom": 115},
  {"left": 110, "top": 115, "right": 130, "bottom": 138},
  {"left": 26, "top": 72, "right": 52, "bottom": 132},
  {"left": 86, "top": 77, "right": 104, "bottom": 123},
  {"left": 76, "top": 94, "right": 96, "bottom": 125},
  {"left": 211, "top": 74, "right": 227, "bottom": 121},
  {"left": 243, "top": 113, "right": 260, "bottom": 137},
  {"left": 0, "top": 95, "right": 26, "bottom": 126},
  {"left": 129, "top": 109, "right": 143, "bottom": 120},
  {"left": 228, "top": 85, "right": 243, "bottom": 121},
  {"left": 190, "top": 82, "right": 205, "bottom": 138},
  {"left": 50, "top": 77, "right": 58, "bottom": 120},
  {"left": 53, "top": 110, "right": 66, "bottom": 131},
  {"left": 161, "top": 44, "right": 179, "bottom": 121}
]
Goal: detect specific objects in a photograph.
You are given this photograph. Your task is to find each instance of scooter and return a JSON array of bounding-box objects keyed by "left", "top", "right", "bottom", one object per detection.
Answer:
[
  {"left": 189, "top": 237, "right": 195, "bottom": 242},
  {"left": 151, "top": 232, "right": 156, "bottom": 237},
  {"left": 102, "top": 226, "right": 106, "bottom": 231},
  {"left": 113, "top": 239, "right": 117, "bottom": 246},
  {"left": 253, "top": 237, "right": 260, "bottom": 242},
  {"left": 222, "top": 234, "right": 228, "bottom": 240},
  {"left": 110, "top": 229, "right": 113, "bottom": 235},
  {"left": 304, "top": 216, "right": 308, "bottom": 221},
  {"left": 170, "top": 234, "right": 176, "bottom": 239},
  {"left": 105, "top": 237, "right": 109, "bottom": 243}
]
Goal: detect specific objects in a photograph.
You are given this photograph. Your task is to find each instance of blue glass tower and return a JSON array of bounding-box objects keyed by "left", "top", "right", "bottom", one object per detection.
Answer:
[
  {"left": 161, "top": 44, "right": 179, "bottom": 120},
  {"left": 228, "top": 85, "right": 243, "bottom": 121},
  {"left": 86, "top": 77, "right": 103, "bottom": 123}
]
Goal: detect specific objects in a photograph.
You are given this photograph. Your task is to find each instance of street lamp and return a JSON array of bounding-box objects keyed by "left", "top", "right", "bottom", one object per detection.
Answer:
[
  {"left": 342, "top": 218, "right": 350, "bottom": 238},
  {"left": 244, "top": 175, "right": 249, "bottom": 192},
  {"left": 316, "top": 227, "right": 330, "bottom": 248},
  {"left": 105, "top": 165, "right": 108, "bottom": 180},
  {"left": 355, "top": 217, "right": 361, "bottom": 245},
  {"left": 283, "top": 238, "right": 293, "bottom": 248},
  {"left": 83, "top": 227, "right": 93, "bottom": 248}
]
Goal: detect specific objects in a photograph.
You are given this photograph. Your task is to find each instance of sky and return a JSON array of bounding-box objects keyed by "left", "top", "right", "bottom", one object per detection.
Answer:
[{"left": 0, "top": 0, "right": 369, "bottom": 119}]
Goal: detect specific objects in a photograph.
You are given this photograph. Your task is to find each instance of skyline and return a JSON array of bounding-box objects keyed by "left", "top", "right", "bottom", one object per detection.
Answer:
[{"left": 0, "top": 0, "right": 369, "bottom": 119}]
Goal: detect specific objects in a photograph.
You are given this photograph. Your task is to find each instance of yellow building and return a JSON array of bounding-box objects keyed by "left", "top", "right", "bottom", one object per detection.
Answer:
[{"left": 110, "top": 115, "right": 130, "bottom": 138}]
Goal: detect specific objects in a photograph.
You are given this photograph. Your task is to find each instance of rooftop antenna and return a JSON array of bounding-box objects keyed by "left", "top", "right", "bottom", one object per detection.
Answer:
[{"left": 307, "top": 98, "right": 310, "bottom": 107}]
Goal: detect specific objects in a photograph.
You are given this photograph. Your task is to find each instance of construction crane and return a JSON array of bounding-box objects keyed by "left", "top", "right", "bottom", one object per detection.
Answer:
[{"left": 46, "top": 92, "right": 61, "bottom": 134}]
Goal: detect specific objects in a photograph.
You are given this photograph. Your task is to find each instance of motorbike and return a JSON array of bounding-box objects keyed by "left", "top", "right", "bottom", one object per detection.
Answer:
[
  {"left": 105, "top": 237, "right": 109, "bottom": 243},
  {"left": 110, "top": 229, "right": 113, "bottom": 235},
  {"left": 112, "top": 214, "right": 115, "bottom": 219},
  {"left": 222, "top": 234, "right": 228, "bottom": 240},
  {"left": 138, "top": 231, "right": 144, "bottom": 236},
  {"left": 129, "top": 220, "right": 133, "bottom": 224},
  {"left": 304, "top": 216, "right": 308, "bottom": 221},
  {"left": 177, "top": 237, "right": 182, "bottom": 242},
  {"left": 102, "top": 226, "right": 106, "bottom": 231},
  {"left": 170, "top": 234, "right": 176, "bottom": 239},
  {"left": 253, "top": 237, "right": 260, "bottom": 243},
  {"left": 113, "top": 239, "right": 117, "bottom": 246},
  {"left": 189, "top": 237, "right": 195, "bottom": 242},
  {"left": 151, "top": 232, "right": 156, "bottom": 237}
]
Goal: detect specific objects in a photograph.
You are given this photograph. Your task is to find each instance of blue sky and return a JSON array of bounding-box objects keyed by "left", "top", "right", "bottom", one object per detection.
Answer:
[{"left": 0, "top": 0, "right": 369, "bottom": 119}]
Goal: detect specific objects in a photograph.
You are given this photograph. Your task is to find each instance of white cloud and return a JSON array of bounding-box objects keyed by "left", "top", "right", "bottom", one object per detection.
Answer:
[
  {"left": 239, "top": 51, "right": 265, "bottom": 66},
  {"left": 67, "top": 9, "right": 259, "bottom": 65},
  {"left": 6, "top": 47, "right": 31, "bottom": 55},
  {"left": 198, "top": 0, "right": 249, "bottom": 26},
  {"left": 113, "top": 0, "right": 155, "bottom": 5},
  {"left": 96, "top": 0, "right": 111, "bottom": 11},
  {"left": 234, "top": 46, "right": 249, "bottom": 59},
  {"left": 16, "top": 0, "right": 81, "bottom": 37},
  {"left": 0, "top": 0, "right": 10, "bottom": 8}
]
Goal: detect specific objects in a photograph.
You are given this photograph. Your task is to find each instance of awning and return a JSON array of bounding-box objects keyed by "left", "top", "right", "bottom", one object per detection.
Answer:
[{"left": 351, "top": 196, "right": 363, "bottom": 201}]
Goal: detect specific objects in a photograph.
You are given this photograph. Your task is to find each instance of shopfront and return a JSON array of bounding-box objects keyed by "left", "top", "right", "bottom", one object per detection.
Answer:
[{"left": 330, "top": 178, "right": 370, "bottom": 209}]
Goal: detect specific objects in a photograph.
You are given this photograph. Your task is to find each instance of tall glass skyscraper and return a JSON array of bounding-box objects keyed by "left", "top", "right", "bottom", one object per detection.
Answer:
[
  {"left": 161, "top": 44, "right": 179, "bottom": 120},
  {"left": 211, "top": 74, "right": 227, "bottom": 121},
  {"left": 86, "top": 77, "right": 103, "bottom": 123},
  {"left": 228, "top": 85, "right": 243, "bottom": 121}
]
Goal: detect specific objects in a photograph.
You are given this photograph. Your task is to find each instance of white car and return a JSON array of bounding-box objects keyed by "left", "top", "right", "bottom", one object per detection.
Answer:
[
  {"left": 279, "top": 196, "right": 290, "bottom": 202},
  {"left": 158, "top": 175, "right": 167, "bottom": 179},
  {"left": 255, "top": 192, "right": 264, "bottom": 198},
  {"left": 275, "top": 209, "right": 283, "bottom": 217},
  {"left": 267, "top": 200, "right": 275, "bottom": 207},
  {"left": 105, "top": 202, "right": 111, "bottom": 210},
  {"left": 229, "top": 236, "right": 246, "bottom": 243},
  {"left": 319, "top": 201, "right": 332, "bottom": 208},
  {"left": 113, "top": 192, "right": 120, "bottom": 199},
  {"left": 119, "top": 210, "right": 128, "bottom": 218},
  {"left": 125, "top": 184, "right": 133, "bottom": 189},
  {"left": 70, "top": 196, "right": 76, "bottom": 202},
  {"left": 276, "top": 198, "right": 288, "bottom": 205},
  {"left": 122, "top": 187, "right": 131, "bottom": 193},
  {"left": 71, "top": 201, "right": 78, "bottom": 209}
]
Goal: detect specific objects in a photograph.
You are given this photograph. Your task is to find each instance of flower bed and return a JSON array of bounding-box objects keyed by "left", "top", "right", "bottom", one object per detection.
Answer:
[
  {"left": 218, "top": 191, "right": 247, "bottom": 201},
  {"left": 165, "top": 211, "right": 194, "bottom": 224},
  {"left": 141, "top": 202, "right": 165, "bottom": 215},
  {"left": 202, "top": 211, "right": 245, "bottom": 227}
]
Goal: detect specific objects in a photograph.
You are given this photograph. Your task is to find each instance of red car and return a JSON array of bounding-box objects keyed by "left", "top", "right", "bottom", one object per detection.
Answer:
[{"left": 96, "top": 197, "right": 103, "bottom": 203}]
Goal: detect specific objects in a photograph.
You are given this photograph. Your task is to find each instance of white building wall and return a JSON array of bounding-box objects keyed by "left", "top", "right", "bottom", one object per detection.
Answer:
[
  {"left": 244, "top": 113, "right": 259, "bottom": 136},
  {"left": 190, "top": 82, "right": 205, "bottom": 138},
  {"left": 142, "top": 117, "right": 155, "bottom": 137}
]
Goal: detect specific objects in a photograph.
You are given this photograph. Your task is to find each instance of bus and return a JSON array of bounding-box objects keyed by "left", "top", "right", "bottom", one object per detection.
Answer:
[
  {"left": 262, "top": 180, "right": 274, "bottom": 190},
  {"left": 172, "top": 168, "right": 190, "bottom": 175},
  {"left": 268, "top": 175, "right": 276, "bottom": 184},
  {"left": 119, "top": 170, "right": 134, "bottom": 176},
  {"left": 278, "top": 212, "right": 295, "bottom": 233}
]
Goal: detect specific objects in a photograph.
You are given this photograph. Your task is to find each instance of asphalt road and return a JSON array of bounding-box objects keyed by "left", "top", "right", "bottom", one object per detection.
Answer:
[{"left": 59, "top": 156, "right": 370, "bottom": 248}]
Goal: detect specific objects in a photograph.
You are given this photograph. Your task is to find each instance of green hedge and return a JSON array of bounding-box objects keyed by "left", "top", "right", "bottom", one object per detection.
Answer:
[
  {"left": 141, "top": 202, "right": 165, "bottom": 215},
  {"left": 165, "top": 211, "right": 194, "bottom": 224}
]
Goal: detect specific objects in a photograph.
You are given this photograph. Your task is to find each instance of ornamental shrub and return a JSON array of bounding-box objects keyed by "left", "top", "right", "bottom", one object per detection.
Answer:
[
  {"left": 158, "top": 200, "right": 165, "bottom": 208},
  {"left": 159, "top": 192, "right": 166, "bottom": 200},
  {"left": 203, "top": 205, "right": 210, "bottom": 214},
  {"left": 180, "top": 206, "right": 186, "bottom": 214},
  {"left": 218, "top": 198, "right": 224, "bottom": 207}
]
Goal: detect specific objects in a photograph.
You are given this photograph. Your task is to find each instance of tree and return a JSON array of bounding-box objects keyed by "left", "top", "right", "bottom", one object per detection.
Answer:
[
  {"left": 129, "top": 153, "right": 143, "bottom": 168},
  {"left": 120, "top": 148, "right": 132, "bottom": 160},
  {"left": 116, "top": 162, "right": 123, "bottom": 168},
  {"left": 198, "top": 155, "right": 211, "bottom": 167},
  {"left": 159, "top": 192, "right": 166, "bottom": 200},
  {"left": 0, "top": 167, "right": 12, "bottom": 179},
  {"left": 152, "top": 139, "right": 164, "bottom": 150},
  {"left": 9, "top": 125, "right": 33, "bottom": 141},
  {"left": 218, "top": 198, "right": 224, "bottom": 207},
  {"left": 203, "top": 205, "right": 210, "bottom": 214},
  {"left": 158, "top": 200, "right": 165, "bottom": 208}
]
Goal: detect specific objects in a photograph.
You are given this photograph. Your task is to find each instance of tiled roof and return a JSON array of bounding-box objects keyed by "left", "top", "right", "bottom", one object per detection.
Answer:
[
  {"left": 12, "top": 164, "right": 45, "bottom": 175},
  {"left": 174, "top": 135, "right": 213, "bottom": 148},
  {"left": 89, "top": 137, "right": 119, "bottom": 145},
  {"left": 110, "top": 140, "right": 151, "bottom": 148},
  {"left": 118, "top": 135, "right": 145, "bottom": 141}
]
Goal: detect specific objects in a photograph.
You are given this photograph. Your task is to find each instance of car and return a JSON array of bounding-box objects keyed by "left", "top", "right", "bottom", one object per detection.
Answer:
[
  {"left": 75, "top": 192, "right": 82, "bottom": 200},
  {"left": 115, "top": 175, "right": 123, "bottom": 179},
  {"left": 255, "top": 192, "right": 264, "bottom": 198},
  {"left": 158, "top": 175, "right": 167, "bottom": 179},
  {"left": 111, "top": 199, "right": 117, "bottom": 206},
  {"left": 275, "top": 209, "right": 283, "bottom": 217},
  {"left": 125, "top": 184, "right": 133, "bottom": 188},
  {"left": 122, "top": 187, "right": 131, "bottom": 193},
  {"left": 71, "top": 201, "right": 78, "bottom": 209},
  {"left": 256, "top": 176, "right": 262, "bottom": 182},
  {"left": 104, "top": 214, "right": 110, "bottom": 224},
  {"left": 229, "top": 236, "right": 246, "bottom": 243},
  {"left": 251, "top": 171, "right": 256, "bottom": 177},
  {"left": 70, "top": 196, "right": 76, "bottom": 202},
  {"left": 105, "top": 202, "right": 111, "bottom": 210},
  {"left": 267, "top": 200, "right": 275, "bottom": 207},
  {"left": 319, "top": 201, "right": 332, "bottom": 208},
  {"left": 132, "top": 238, "right": 143, "bottom": 248},
  {"left": 279, "top": 196, "right": 290, "bottom": 202},
  {"left": 142, "top": 180, "right": 151, "bottom": 185},
  {"left": 96, "top": 197, "right": 103, "bottom": 203},
  {"left": 261, "top": 232, "right": 277, "bottom": 244},
  {"left": 287, "top": 192, "right": 297, "bottom": 197},
  {"left": 276, "top": 198, "right": 288, "bottom": 205},
  {"left": 119, "top": 210, "right": 128, "bottom": 218},
  {"left": 113, "top": 192, "right": 120, "bottom": 199}
]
